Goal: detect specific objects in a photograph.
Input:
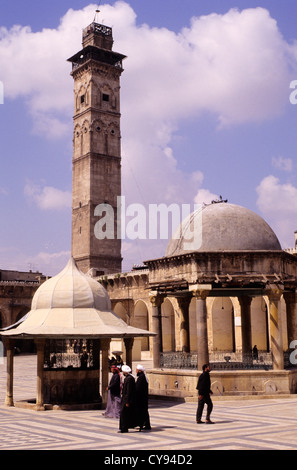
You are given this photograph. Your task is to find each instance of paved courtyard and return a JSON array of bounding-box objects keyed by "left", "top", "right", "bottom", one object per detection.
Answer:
[{"left": 0, "top": 354, "right": 297, "bottom": 451}]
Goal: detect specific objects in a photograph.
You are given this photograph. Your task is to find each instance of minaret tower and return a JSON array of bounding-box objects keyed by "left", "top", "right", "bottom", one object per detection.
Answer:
[{"left": 68, "top": 15, "right": 126, "bottom": 275}]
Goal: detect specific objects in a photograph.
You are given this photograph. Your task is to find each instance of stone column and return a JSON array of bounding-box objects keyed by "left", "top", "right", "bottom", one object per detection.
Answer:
[
  {"left": 238, "top": 296, "right": 253, "bottom": 364},
  {"left": 177, "top": 296, "right": 191, "bottom": 353},
  {"left": 124, "top": 337, "right": 134, "bottom": 369},
  {"left": 100, "top": 338, "right": 110, "bottom": 408},
  {"left": 149, "top": 292, "right": 164, "bottom": 368},
  {"left": 267, "top": 287, "right": 284, "bottom": 370},
  {"left": 190, "top": 285, "right": 211, "bottom": 371},
  {"left": 35, "top": 339, "right": 46, "bottom": 411},
  {"left": 4, "top": 338, "right": 14, "bottom": 407},
  {"left": 283, "top": 291, "right": 297, "bottom": 347}
]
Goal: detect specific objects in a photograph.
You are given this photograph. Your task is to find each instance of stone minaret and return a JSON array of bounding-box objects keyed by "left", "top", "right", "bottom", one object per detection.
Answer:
[{"left": 68, "top": 20, "right": 126, "bottom": 275}]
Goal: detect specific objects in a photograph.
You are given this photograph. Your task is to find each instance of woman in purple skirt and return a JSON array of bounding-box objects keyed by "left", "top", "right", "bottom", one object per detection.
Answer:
[{"left": 104, "top": 365, "right": 122, "bottom": 418}]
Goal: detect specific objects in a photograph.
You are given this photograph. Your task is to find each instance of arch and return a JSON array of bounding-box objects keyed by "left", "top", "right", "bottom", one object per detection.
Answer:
[
  {"left": 14, "top": 307, "right": 32, "bottom": 353},
  {"left": 76, "top": 84, "right": 87, "bottom": 112},
  {"left": 113, "top": 302, "right": 128, "bottom": 323},
  {"left": 15, "top": 307, "right": 30, "bottom": 324},
  {"left": 0, "top": 305, "right": 12, "bottom": 329},
  {"left": 81, "top": 118, "right": 90, "bottom": 133},
  {"left": 100, "top": 83, "right": 115, "bottom": 108},
  {"left": 73, "top": 123, "right": 81, "bottom": 137},
  {"left": 81, "top": 119, "right": 90, "bottom": 155},
  {"left": 212, "top": 297, "right": 235, "bottom": 351},
  {"left": 161, "top": 298, "right": 175, "bottom": 352},
  {"left": 73, "top": 123, "right": 82, "bottom": 159},
  {"left": 91, "top": 118, "right": 104, "bottom": 133},
  {"left": 107, "top": 121, "right": 120, "bottom": 136},
  {"left": 86, "top": 78, "right": 98, "bottom": 107},
  {"left": 106, "top": 121, "right": 120, "bottom": 156},
  {"left": 251, "top": 296, "right": 269, "bottom": 351},
  {"left": 91, "top": 118, "right": 105, "bottom": 154},
  {"left": 134, "top": 300, "right": 149, "bottom": 351}
]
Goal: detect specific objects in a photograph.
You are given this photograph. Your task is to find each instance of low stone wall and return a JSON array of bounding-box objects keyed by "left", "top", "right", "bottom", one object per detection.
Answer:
[{"left": 146, "top": 368, "right": 297, "bottom": 398}]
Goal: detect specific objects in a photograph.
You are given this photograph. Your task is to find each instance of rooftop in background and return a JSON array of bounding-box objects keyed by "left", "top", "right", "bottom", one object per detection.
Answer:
[
  {"left": 0, "top": 268, "right": 45, "bottom": 283},
  {"left": 0, "top": 258, "right": 154, "bottom": 339},
  {"left": 285, "top": 230, "right": 297, "bottom": 255}
]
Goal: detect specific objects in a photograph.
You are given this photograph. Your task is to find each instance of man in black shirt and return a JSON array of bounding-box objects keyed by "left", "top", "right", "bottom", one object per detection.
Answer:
[{"left": 196, "top": 363, "right": 214, "bottom": 424}]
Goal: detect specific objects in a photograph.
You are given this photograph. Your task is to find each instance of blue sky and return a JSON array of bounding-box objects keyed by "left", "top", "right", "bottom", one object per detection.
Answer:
[{"left": 1, "top": 1, "right": 297, "bottom": 275}]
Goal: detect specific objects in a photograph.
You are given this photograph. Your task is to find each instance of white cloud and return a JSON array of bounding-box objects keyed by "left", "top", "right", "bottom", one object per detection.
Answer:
[
  {"left": 1, "top": 2, "right": 297, "bottom": 268},
  {"left": 0, "top": 3, "right": 293, "bottom": 138},
  {"left": 0, "top": 186, "right": 8, "bottom": 196},
  {"left": 0, "top": 246, "right": 70, "bottom": 276},
  {"left": 256, "top": 175, "right": 297, "bottom": 247},
  {"left": 119, "top": 6, "right": 292, "bottom": 129},
  {"left": 24, "top": 182, "right": 72, "bottom": 210},
  {"left": 31, "top": 112, "right": 71, "bottom": 139},
  {"left": 28, "top": 250, "right": 71, "bottom": 276},
  {"left": 194, "top": 189, "right": 219, "bottom": 205},
  {"left": 272, "top": 156, "right": 293, "bottom": 172},
  {"left": 121, "top": 239, "right": 168, "bottom": 271},
  {"left": 256, "top": 175, "right": 297, "bottom": 214}
]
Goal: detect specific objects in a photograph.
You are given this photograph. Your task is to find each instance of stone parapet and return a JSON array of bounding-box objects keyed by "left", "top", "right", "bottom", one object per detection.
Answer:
[{"left": 146, "top": 368, "right": 297, "bottom": 398}]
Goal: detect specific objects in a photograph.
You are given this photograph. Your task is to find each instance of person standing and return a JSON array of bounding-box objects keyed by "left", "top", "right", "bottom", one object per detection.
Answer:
[
  {"left": 119, "top": 365, "right": 136, "bottom": 433},
  {"left": 104, "top": 365, "right": 121, "bottom": 419},
  {"left": 135, "top": 364, "right": 151, "bottom": 431},
  {"left": 80, "top": 349, "right": 88, "bottom": 369},
  {"left": 196, "top": 363, "right": 214, "bottom": 424},
  {"left": 252, "top": 345, "right": 259, "bottom": 361}
]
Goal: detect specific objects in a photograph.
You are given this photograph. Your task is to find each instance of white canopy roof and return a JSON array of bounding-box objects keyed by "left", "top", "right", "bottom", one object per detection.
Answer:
[{"left": 1, "top": 258, "right": 153, "bottom": 339}]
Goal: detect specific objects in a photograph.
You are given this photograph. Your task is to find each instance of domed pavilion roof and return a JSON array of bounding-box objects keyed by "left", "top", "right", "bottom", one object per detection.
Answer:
[
  {"left": 166, "top": 202, "right": 282, "bottom": 257},
  {"left": 31, "top": 256, "right": 111, "bottom": 312},
  {"left": 1, "top": 257, "right": 152, "bottom": 339}
]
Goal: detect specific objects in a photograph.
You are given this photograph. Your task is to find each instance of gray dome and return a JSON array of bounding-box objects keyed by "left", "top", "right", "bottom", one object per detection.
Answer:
[{"left": 166, "top": 202, "right": 281, "bottom": 256}]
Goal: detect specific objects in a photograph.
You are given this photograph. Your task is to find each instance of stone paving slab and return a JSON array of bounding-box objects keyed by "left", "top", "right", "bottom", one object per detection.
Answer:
[{"left": 0, "top": 354, "right": 297, "bottom": 451}]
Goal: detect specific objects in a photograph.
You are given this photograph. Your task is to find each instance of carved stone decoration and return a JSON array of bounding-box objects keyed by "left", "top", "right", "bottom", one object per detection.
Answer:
[{"left": 68, "top": 20, "right": 126, "bottom": 275}]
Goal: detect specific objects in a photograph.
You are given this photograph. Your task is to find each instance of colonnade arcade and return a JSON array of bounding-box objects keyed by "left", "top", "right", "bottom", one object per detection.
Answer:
[{"left": 149, "top": 284, "right": 297, "bottom": 372}]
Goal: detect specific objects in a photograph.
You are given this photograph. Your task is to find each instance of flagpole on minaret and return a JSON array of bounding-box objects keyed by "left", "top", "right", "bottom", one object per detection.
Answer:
[
  {"left": 94, "top": 3, "right": 101, "bottom": 23},
  {"left": 94, "top": 9, "right": 100, "bottom": 23}
]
